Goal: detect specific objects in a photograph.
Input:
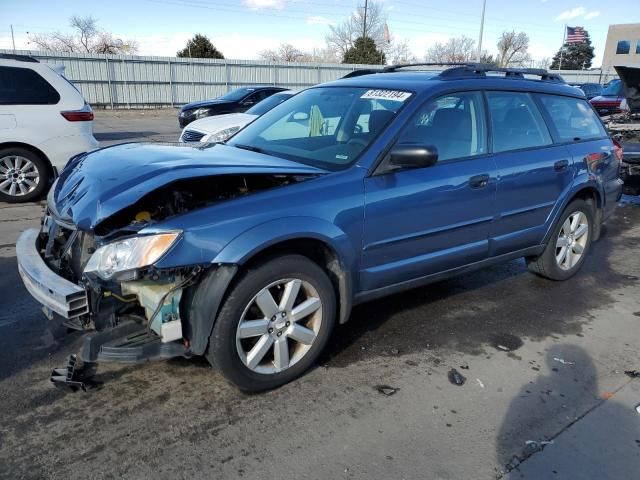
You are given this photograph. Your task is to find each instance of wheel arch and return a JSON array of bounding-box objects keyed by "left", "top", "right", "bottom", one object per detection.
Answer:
[
  {"left": 184, "top": 218, "right": 357, "bottom": 356},
  {"left": 543, "top": 183, "right": 603, "bottom": 245}
]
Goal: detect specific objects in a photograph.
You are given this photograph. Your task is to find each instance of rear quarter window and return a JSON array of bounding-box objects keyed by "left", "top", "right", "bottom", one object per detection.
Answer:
[
  {"left": 537, "top": 95, "right": 606, "bottom": 142},
  {"left": 0, "top": 66, "right": 60, "bottom": 105}
]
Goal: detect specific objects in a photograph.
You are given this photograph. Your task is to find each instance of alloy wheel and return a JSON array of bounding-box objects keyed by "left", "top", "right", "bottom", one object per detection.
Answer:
[
  {"left": 555, "top": 210, "right": 589, "bottom": 270},
  {"left": 0, "top": 155, "right": 40, "bottom": 197},
  {"left": 236, "top": 278, "right": 323, "bottom": 374}
]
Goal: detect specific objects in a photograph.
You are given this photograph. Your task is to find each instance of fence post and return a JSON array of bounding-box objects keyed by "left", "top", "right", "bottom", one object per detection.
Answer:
[
  {"left": 121, "top": 58, "right": 130, "bottom": 109},
  {"left": 317, "top": 64, "right": 321, "bottom": 85},
  {"left": 168, "top": 59, "right": 173, "bottom": 108},
  {"left": 225, "top": 60, "right": 230, "bottom": 92},
  {"left": 105, "top": 56, "right": 114, "bottom": 110},
  {"left": 273, "top": 63, "right": 278, "bottom": 86}
]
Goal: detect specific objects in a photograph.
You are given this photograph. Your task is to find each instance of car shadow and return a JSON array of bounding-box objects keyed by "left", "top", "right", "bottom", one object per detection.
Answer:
[{"left": 319, "top": 210, "right": 637, "bottom": 368}]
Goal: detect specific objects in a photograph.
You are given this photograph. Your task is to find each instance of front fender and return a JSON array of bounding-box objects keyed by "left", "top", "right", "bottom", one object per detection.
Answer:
[{"left": 214, "top": 216, "right": 357, "bottom": 325}]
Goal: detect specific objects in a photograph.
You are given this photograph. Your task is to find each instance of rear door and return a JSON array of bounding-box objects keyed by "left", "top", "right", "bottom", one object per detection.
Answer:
[
  {"left": 486, "top": 91, "right": 574, "bottom": 256},
  {"left": 361, "top": 91, "right": 497, "bottom": 292},
  {"left": 537, "top": 94, "right": 618, "bottom": 217}
]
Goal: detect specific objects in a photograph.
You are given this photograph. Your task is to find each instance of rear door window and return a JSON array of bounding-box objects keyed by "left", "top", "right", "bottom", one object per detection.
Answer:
[
  {"left": 485, "top": 91, "right": 552, "bottom": 153},
  {"left": 396, "top": 91, "right": 487, "bottom": 161},
  {"left": 537, "top": 94, "right": 607, "bottom": 142},
  {"left": 0, "top": 66, "right": 60, "bottom": 105}
]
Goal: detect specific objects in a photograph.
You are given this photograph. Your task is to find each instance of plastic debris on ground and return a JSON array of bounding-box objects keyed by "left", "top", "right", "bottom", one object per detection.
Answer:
[
  {"left": 524, "top": 440, "right": 554, "bottom": 455},
  {"left": 375, "top": 385, "right": 399, "bottom": 396},
  {"left": 448, "top": 368, "right": 466, "bottom": 386},
  {"left": 624, "top": 370, "right": 640, "bottom": 378},
  {"left": 553, "top": 357, "right": 575, "bottom": 365},
  {"left": 476, "top": 378, "right": 485, "bottom": 388},
  {"left": 635, "top": 404, "right": 640, "bottom": 414}
]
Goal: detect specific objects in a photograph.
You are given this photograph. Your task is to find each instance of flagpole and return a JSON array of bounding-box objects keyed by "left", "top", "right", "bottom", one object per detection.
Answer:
[{"left": 558, "top": 24, "right": 566, "bottom": 70}]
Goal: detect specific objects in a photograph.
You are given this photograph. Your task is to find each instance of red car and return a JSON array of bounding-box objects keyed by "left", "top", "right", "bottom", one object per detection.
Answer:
[{"left": 590, "top": 79, "right": 623, "bottom": 116}]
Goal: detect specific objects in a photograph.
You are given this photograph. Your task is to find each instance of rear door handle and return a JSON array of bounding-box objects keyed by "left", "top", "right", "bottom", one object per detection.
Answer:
[
  {"left": 469, "top": 174, "right": 490, "bottom": 189},
  {"left": 554, "top": 159, "right": 569, "bottom": 172}
]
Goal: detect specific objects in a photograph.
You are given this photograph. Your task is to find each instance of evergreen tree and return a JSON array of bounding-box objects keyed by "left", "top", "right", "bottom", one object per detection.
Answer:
[
  {"left": 550, "top": 31, "right": 594, "bottom": 70},
  {"left": 342, "top": 36, "right": 386, "bottom": 65},
  {"left": 177, "top": 34, "right": 224, "bottom": 59}
]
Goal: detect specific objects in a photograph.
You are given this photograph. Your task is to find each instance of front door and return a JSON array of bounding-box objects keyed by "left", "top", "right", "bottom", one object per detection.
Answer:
[{"left": 361, "top": 91, "right": 497, "bottom": 292}]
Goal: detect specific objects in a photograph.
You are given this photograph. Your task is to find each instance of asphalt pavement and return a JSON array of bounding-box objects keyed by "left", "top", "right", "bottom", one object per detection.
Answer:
[{"left": 0, "top": 109, "right": 639, "bottom": 480}]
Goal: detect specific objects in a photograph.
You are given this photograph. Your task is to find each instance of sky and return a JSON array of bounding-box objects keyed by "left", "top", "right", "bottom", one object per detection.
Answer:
[{"left": 0, "top": 0, "right": 635, "bottom": 66}]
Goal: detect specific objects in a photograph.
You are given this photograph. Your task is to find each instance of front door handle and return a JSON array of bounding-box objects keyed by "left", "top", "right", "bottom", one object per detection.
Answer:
[
  {"left": 469, "top": 173, "right": 490, "bottom": 189},
  {"left": 554, "top": 159, "right": 569, "bottom": 172}
]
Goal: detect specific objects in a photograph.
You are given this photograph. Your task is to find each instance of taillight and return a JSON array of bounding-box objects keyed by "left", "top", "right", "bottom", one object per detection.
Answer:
[
  {"left": 60, "top": 110, "right": 94, "bottom": 121},
  {"left": 612, "top": 139, "right": 623, "bottom": 164}
]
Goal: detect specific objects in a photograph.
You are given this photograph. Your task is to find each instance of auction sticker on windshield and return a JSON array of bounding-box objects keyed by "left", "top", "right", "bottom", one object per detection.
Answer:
[{"left": 361, "top": 89, "right": 412, "bottom": 102}]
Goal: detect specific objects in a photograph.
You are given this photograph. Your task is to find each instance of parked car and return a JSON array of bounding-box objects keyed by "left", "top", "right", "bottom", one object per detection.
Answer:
[
  {"left": 179, "top": 90, "right": 295, "bottom": 143},
  {"left": 178, "top": 86, "right": 288, "bottom": 128},
  {"left": 17, "top": 64, "right": 623, "bottom": 392},
  {"left": 570, "top": 82, "right": 603, "bottom": 100},
  {"left": 590, "top": 79, "right": 624, "bottom": 116},
  {"left": 0, "top": 54, "right": 98, "bottom": 203}
]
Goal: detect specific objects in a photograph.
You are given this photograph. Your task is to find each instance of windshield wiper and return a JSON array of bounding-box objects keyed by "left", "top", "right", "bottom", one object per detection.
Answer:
[{"left": 233, "top": 143, "right": 267, "bottom": 154}]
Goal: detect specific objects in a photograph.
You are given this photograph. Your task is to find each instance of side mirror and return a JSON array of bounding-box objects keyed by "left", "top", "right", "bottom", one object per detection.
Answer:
[{"left": 389, "top": 144, "right": 438, "bottom": 169}]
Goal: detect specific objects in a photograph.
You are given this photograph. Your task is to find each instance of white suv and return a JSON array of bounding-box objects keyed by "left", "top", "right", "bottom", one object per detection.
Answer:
[{"left": 0, "top": 54, "right": 98, "bottom": 203}]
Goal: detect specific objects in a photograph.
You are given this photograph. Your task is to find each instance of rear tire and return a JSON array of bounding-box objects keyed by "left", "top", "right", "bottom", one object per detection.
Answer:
[
  {"left": 206, "top": 255, "right": 336, "bottom": 392},
  {"left": 526, "top": 198, "right": 594, "bottom": 281},
  {"left": 0, "top": 147, "right": 49, "bottom": 203}
]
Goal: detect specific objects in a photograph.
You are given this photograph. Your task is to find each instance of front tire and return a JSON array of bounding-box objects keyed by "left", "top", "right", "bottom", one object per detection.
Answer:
[
  {"left": 526, "top": 198, "right": 594, "bottom": 280},
  {"left": 206, "top": 255, "right": 336, "bottom": 392},
  {"left": 0, "top": 147, "right": 49, "bottom": 203}
]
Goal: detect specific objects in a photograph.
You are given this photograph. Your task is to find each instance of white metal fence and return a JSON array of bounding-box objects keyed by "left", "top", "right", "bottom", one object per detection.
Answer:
[{"left": 1, "top": 49, "right": 620, "bottom": 109}]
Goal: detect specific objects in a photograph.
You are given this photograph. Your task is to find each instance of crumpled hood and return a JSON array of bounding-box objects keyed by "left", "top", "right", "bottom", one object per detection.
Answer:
[
  {"left": 180, "top": 99, "right": 234, "bottom": 111},
  {"left": 615, "top": 66, "right": 640, "bottom": 112},
  {"left": 50, "top": 142, "right": 326, "bottom": 231}
]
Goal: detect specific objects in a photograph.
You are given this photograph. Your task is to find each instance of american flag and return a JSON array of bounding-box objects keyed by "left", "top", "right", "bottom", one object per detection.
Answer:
[{"left": 566, "top": 26, "right": 586, "bottom": 44}]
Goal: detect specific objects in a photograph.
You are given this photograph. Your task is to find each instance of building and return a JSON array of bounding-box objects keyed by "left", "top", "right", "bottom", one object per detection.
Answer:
[{"left": 602, "top": 23, "right": 640, "bottom": 70}]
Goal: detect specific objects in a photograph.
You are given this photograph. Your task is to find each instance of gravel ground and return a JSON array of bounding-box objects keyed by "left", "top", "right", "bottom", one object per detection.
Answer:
[{"left": 0, "top": 110, "right": 639, "bottom": 480}]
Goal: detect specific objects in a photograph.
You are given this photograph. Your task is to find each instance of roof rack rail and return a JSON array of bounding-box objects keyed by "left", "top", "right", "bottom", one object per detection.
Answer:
[
  {"left": 0, "top": 53, "right": 39, "bottom": 63},
  {"left": 383, "top": 62, "right": 469, "bottom": 72},
  {"left": 379, "top": 62, "right": 564, "bottom": 83},
  {"left": 438, "top": 63, "right": 565, "bottom": 83},
  {"left": 342, "top": 68, "right": 383, "bottom": 79}
]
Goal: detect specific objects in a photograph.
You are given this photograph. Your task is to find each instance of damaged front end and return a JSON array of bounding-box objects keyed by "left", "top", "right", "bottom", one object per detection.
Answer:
[{"left": 16, "top": 142, "right": 325, "bottom": 389}]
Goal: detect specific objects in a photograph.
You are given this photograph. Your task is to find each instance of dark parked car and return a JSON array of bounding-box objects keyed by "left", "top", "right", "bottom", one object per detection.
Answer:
[
  {"left": 571, "top": 82, "right": 602, "bottom": 100},
  {"left": 178, "top": 86, "right": 287, "bottom": 127},
  {"left": 590, "top": 79, "right": 624, "bottom": 116},
  {"left": 17, "top": 64, "right": 623, "bottom": 392}
]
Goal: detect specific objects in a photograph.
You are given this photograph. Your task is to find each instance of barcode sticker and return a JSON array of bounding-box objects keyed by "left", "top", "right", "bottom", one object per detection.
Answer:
[{"left": 361, "top": 89, "right": 412, "bottom": 102}]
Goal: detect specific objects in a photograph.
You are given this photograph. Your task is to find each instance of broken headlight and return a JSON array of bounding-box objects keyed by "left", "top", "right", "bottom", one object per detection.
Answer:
[{"left": 84, "top": 232, "right": 180, "bottom": 280}]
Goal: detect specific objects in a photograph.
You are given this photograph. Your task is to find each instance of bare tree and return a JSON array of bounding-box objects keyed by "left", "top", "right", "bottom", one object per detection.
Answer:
[
  {"left": 259, "top": 43, "right": 306, "bottom": 62},
  {"left": 29, "top": 15, "right": 137, "bottom": 54},
  {"left": 386, "top": 39, "right": 417, "bottom": 64},
  {"left": 496, "top": 31, "right": 530, "bottom": 67},
  {"left": 533, "top": 57, "right": 551, "bottom": 69},
  {"left": 425, "top": 36, "right": 476, "bottom": 63},
  {"left": 325, "top": 1, "right": 387, "bottom": 58}
]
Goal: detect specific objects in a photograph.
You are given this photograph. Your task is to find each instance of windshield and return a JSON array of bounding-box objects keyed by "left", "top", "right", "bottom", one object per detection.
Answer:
[
  {"left": 246, "top": 92, "right": 294, "bottom": 116},
  {"left": 227, "top": 86, "right": 412, "bottom": 170},
  {"left": 217, "top": 87, "right": 256, "bottom": 102},
  {"left": 601, "top": 80, "right": 622, "bottom": 96}
]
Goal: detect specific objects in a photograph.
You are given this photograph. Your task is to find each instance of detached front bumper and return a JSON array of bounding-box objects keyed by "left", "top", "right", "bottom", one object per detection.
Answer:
[{"left": 16, "top": 228, "right": 89, "bottom": 321}]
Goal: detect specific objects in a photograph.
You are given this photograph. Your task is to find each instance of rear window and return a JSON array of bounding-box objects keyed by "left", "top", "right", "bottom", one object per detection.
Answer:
[
  {"left": 0, "top": 66, "right": 60, "bottom": 105},
  {"left": 486, "top": 91, "right": 552, "bottom": 153},
  {"left": 538, "top": 95, "right": 607, "bottom": 142}
]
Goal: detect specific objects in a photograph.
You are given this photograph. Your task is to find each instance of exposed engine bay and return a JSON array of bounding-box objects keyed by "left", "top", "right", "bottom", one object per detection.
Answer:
[{"left": 94, "top": 173, "right": 314, "bottom": 237}]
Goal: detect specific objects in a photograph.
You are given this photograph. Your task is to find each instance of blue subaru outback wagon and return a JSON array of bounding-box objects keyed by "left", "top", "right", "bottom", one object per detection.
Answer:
[{"left": 17, "top": 64, "right": 624, "bottom": 391}]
